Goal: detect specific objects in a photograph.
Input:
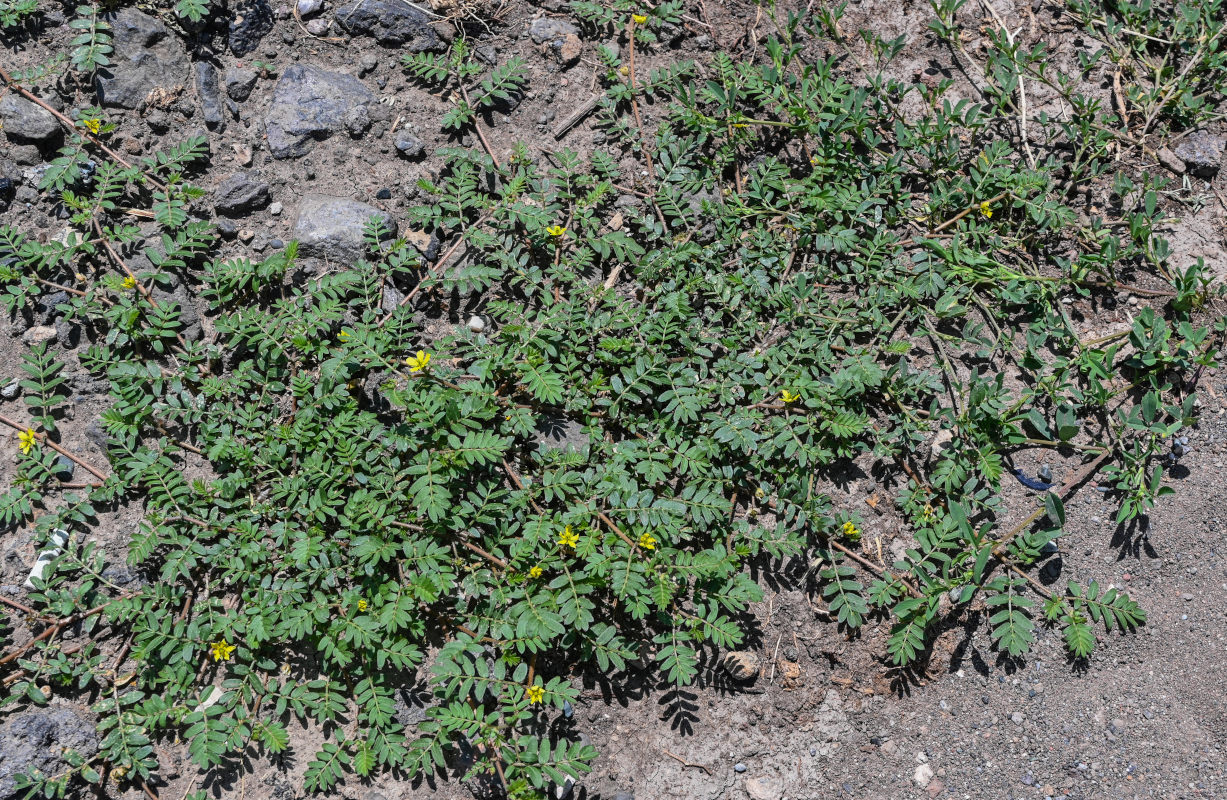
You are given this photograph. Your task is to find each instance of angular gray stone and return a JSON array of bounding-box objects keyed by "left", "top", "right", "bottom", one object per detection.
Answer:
[
  {"left": 292, "top": 194, "right": 396, "bottom": 265},
  {"left": 1173, "top": 130, "right": 1225, "bottom": 177},
  {"left": 224, "top": 67, "right": 258, "bottom": 101},
  {"left": 0, "top": 95, "right": 59, "bottom": 143},
  {"left": 264, "top": 64, "right": 376, "bottom": 159},
  {"left": 229, "top": 0, "right": 275, "bottom": 56},
  {"left": 95, "top": 9, "right": 189, "bottom": 110},
  {"left": 394, "top": 131, "right": 425, "bottom": 159},
  {"left": 0, "top": 708, "right": 98, "bottom": 797},
  {"left": 213, "top": 171, "right": 271, "bottom": 216},
  {"left": 334, "top": 0, "right": 442, "bottom": 49},
  {"left": 529, "top": 17, "right": 578, "bottom": 44},
  {"left": 195, "top": 61, "right": 225, "bottom": 130}
]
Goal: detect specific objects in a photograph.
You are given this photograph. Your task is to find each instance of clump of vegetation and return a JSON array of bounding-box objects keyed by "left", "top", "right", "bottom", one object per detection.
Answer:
[{"left": 0, "top": 0, "right": 1223, "bottom": 797}]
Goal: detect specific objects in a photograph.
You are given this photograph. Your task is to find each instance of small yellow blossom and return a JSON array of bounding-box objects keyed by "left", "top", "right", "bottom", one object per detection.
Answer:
[
  {"left": 82, "top": 118, "right": 102, "bottom": 135},
  {"left": 558, "top": 525, "right": 580, "bottom": 548},
  {"left": 121, "top": 275, "right": 137, "bottom": 290},
  {"left": 525, "top": 684, "right": 544, "bottom": 704},
  {"left": 546, "top": 225, "right": 566, "bottom": 237},
  {"left": 841, "top": 521, "right": 860, "bottom": 539},
  {"left": 529, "top": 565, "right": 543, "bottom": 579},
  {"left": 405, "top": 350, "right": 432, "bottom": 372},
  {"left": 780, "top": 389, "right": 800, "bottom": 403},
  {"left": 632, "top": 13, "right": 647, "bottom": 23},
  {"left": 979, "top": 201, "right": 993, "bottom": 219},
  {"left": 357, "top": 599, "right": 368, "bottom": 611},
  {"left": 18, "top": 428, "right": 36, "bottom": 455},
  {"left": 338, "top": 330, "right": 351, "bottom": 341},
  {"left": 209, "top": 639, "right": 236, "bottom": 662},
  {"left": 921, "top": 504, "right": 935, "bottom": 521},
  {"left": 754, "top": 487, "right": 765, "bottom": 499},
  {"left": 637, "top": 532, "right": 657, "bottom": 550}
]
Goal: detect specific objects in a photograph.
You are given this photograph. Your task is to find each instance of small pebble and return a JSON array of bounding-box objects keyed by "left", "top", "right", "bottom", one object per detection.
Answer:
[
  {"left": 734, "top": 763, "right": 746, "bottom": 773},
  {"left": 1, "top": 381, "right": 19, "bottom": 399},
  {"left": 269, "top": 202, "right": 283, "bottom": 216},
  {"left": 376, "top": 188, "right": 392, "bottom": 200},
  {"left": 562, "top": 700, "right": 573, "bottom": 719},
  {"left": 467, "top": 315, "right": 485, "bottom": 333}
]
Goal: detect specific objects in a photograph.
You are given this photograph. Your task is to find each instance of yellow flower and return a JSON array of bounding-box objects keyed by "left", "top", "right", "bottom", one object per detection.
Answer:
[
  {"left": 546, "top": 225, "right": 566, "bottom": 237},
  {"left": 338, "top": 330, "right": 351, "bottom": 341},
  {"left": 841, "top": 521, "right": 860, "bottom": 540},
  {"left": 525, "top": 684, "right": 544, "bottom": 704},
  {"left": 558, "top": 525, "right": 580, "bottom": 548},
  {"left": 357, "top": 599, "right": 368, "bottom": 611},
  {"left": 529, "top": 565, "right": 543, "bottom": 579},
  {"left": 979, "top": 201, "right": 993, "bottom": 218},
  {"left": 18, "top": 429, "right": 36, "bottom": 455},
  {"left": 632, "top": 13, "right": 647, "bottom": 23},
  {"left": 405, "top": 350, "right": 432, "bottom": 372},
  {"left": 82, "top": 118, "right": 102, "bottom": 135},
  {"left": 780, "top": 389, "right": 800, "bottom": 403},
  {"left": 921, "top": 504, "right": 935, "bottom": 521},
  {"left": 209, "top": 639, "right": 236, "bottom": 662},
  {"left": 637, "top": 532, "right": 656, "bottom": 550},
  {"left": 121, "top": 275, "right": 136, "bottom": 290}
]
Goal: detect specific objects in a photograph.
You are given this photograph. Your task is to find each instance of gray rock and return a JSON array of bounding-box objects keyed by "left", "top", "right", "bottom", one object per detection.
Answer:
[
  {"left": 734, "top": 763, "right": 747, "bottom": 773},
  {"left": 722, "top": 650, "right": 761, "bottom": 681},
  {"left": 0, "top": 95, "right": 59, "bottom": 143},
  {"left": 394, "top": 131, "right": 425, "bottom": 159},
  {"left": 1173, "top": 130, "right": 1225, "bottom": 177},
  {"left": 529, "top": 17, "right": 578, "bottom": 44},
  {"left": 54, "top": 317, "right": 80, "bottom": 348},
  {"left": 381, "top": 283, "right": 405, "bottom": 314},
  {"left": 344, "top": 104, "right": 371, "bottom": 136},
  {"left": 95, "top": 9, "right": 189, "bottom": 110},
  {"left": 334, "top": 0, "right": 441, "bottom": 49},
  {"left": 213, "top": 171, "right": 271, "bottom": 216},
  {"left": 224, "top": 67, "right": 259, "bottom": 101},
  {"left": 0, "top": 708, "right": 98, "bottom": 796},
  {"left": 229, "top": 0, "right": 275, "bottom": 56},
  {"left": 264, "top": 64, "right": 376, "bottom": 159},
  {"left": 195, "top": 61, "right": 225, "bottom": 130},
  {"left": 1156, "top": 146, "right": 1185, "bottom": 175},
  {"left": 36, "top": 291, "right": 69, "bottom": 325},
  {"left": 304, "top": 17, "right": 330, "bottom": 35},
  {"left": 297, "top": 0, "right": 324, "bottom": 16},
  {"left": 292, "top": 194, "right": 396, "bottom": 265},
  {"left": 534, "top": 414, "right": 588, "bottom": 453},
  {"left": 1, "top": 381, "right": 19, "bottom": 400},
  {"left": 54, "top": 454, "right": 75, "bottom": 481}
]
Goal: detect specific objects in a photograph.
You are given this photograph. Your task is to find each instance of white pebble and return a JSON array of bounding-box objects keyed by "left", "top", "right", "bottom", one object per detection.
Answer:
[
  {"left": 296, "top": 0, "right": 323, "bottom": 15},
  {"left": 467, "top": 315, "right": 485, "bottom": 332}
]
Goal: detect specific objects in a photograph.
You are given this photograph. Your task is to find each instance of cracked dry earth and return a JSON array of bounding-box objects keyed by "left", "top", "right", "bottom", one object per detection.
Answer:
[{"left": 2, "top": 0, "right": 1227, "bottom": 798}]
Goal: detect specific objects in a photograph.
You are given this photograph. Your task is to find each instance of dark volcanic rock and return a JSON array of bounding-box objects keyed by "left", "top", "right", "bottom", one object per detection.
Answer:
[
  {"left": 0, "top": 708, "right": 98, "bottom": 797},
  {"left": 95, "top": 8, "right": 189, "bottom": 110},
  {"left": 292, "top": 194, "right": 396, "bottom": 265},
  {"left": 0, "top": 95, "right": 59, "bottom": 143},
  {"left": 264, "top": 64, "right": 376, "bottom": 159},
  {"left": 213, "top": 171, "right": 271, "bottom": 216},
  {"left": 229, "top": 0, "right": 275, "bottom": 56},
  {"left": 224, "top": 67, "right": 258, "bottom": 101},
  {"left": 1173, "top": 130, "right": 1225, "bottom": 177},
  {"left": 195, "top": 61, "right": 225, "bottom": 130},
  {"left": 334, "top": 0, "right": 441, "bottom": 50}
]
